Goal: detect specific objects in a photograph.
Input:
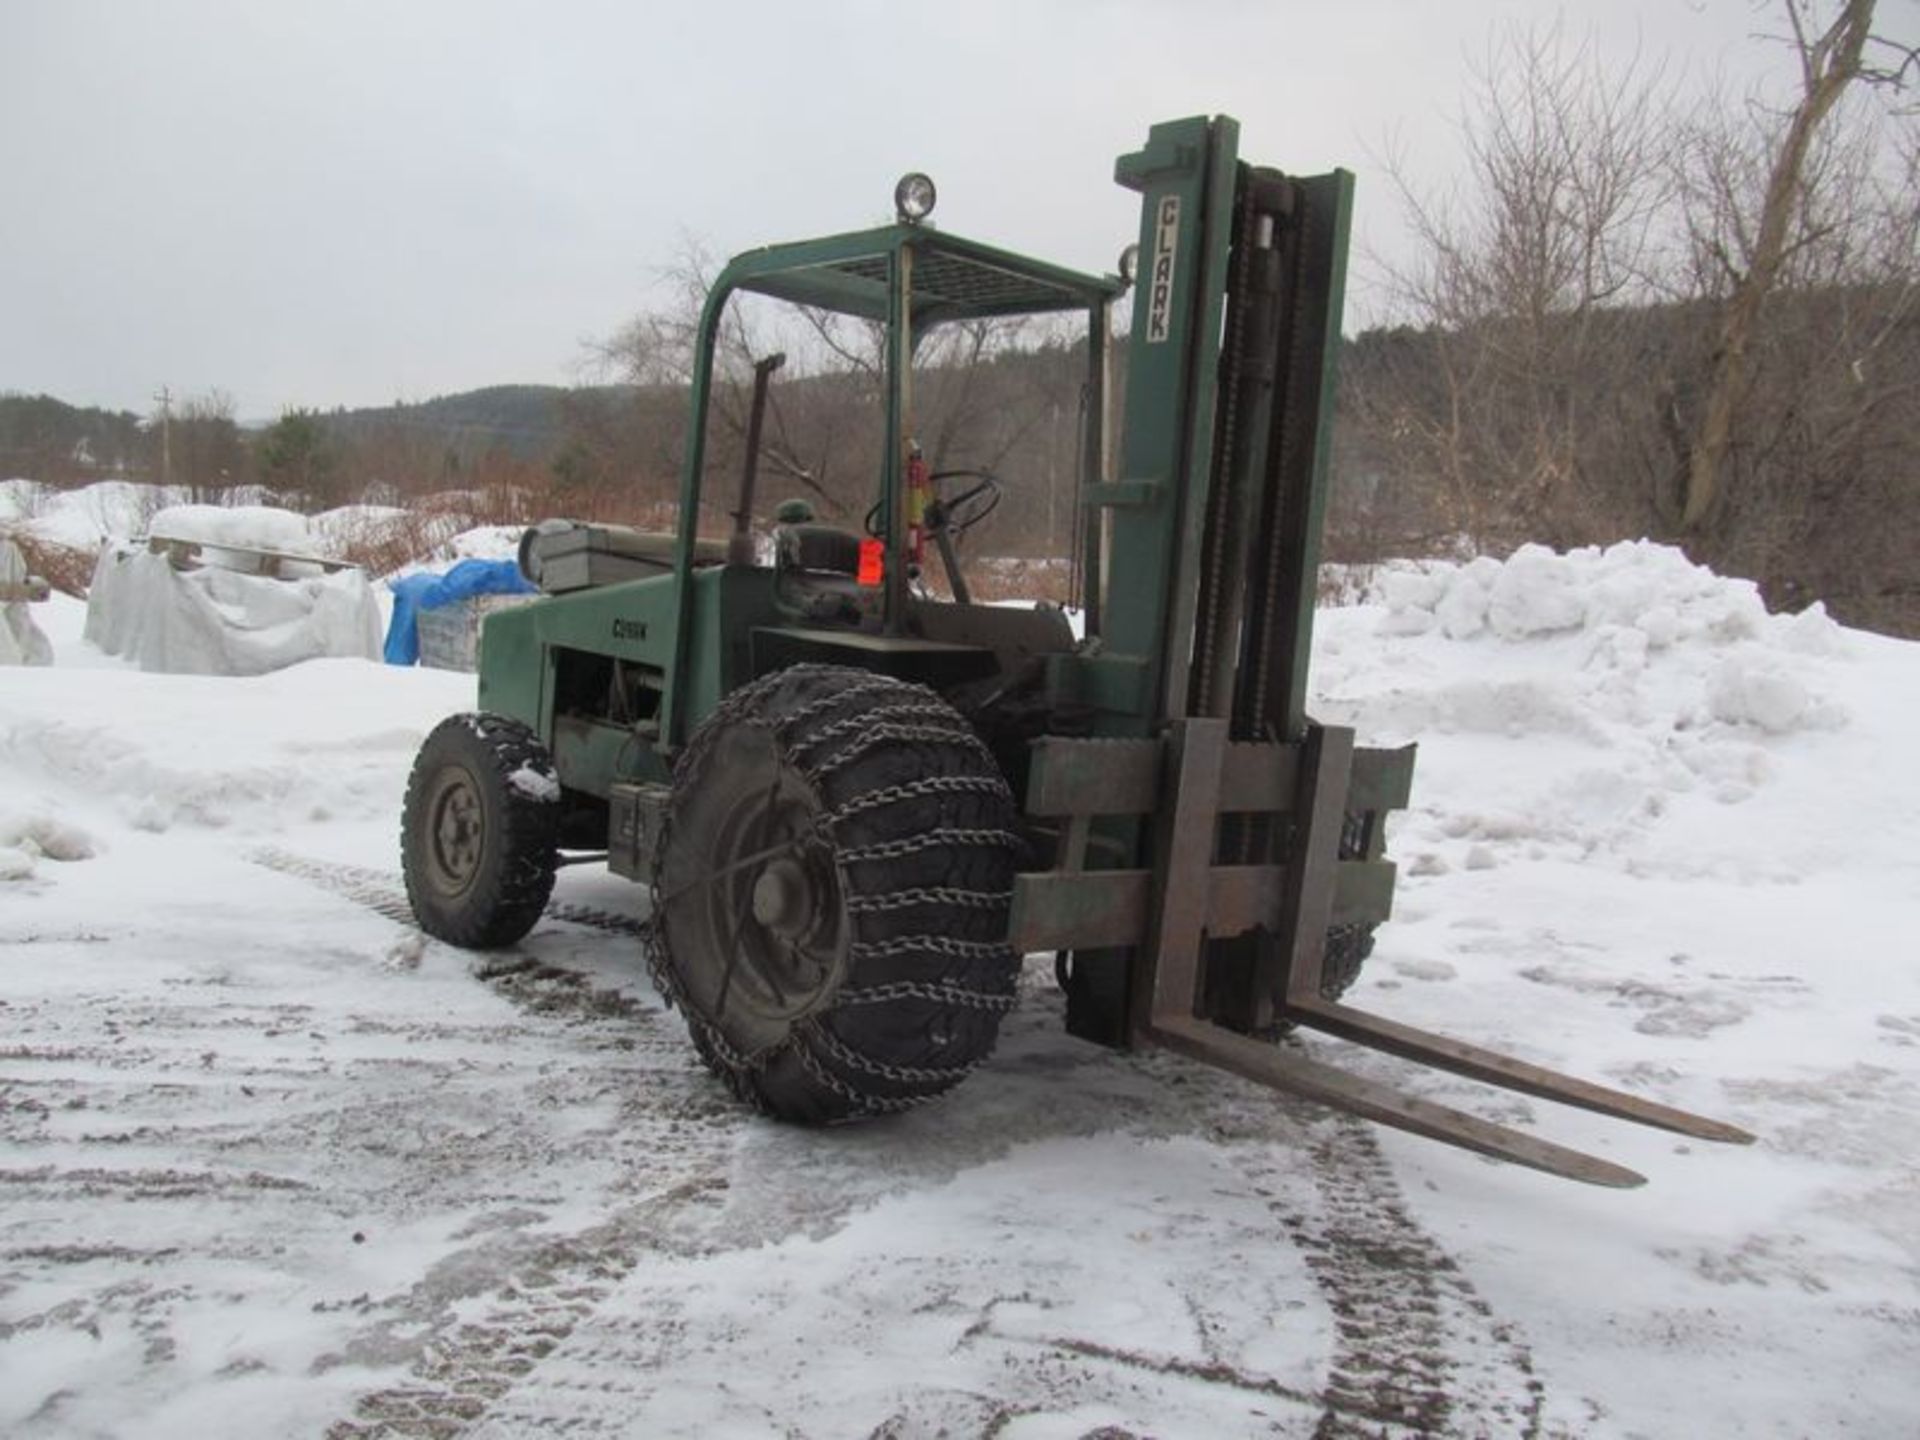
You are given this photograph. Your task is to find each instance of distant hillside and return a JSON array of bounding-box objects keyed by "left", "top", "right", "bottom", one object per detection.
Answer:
[
  {"left": 0, "top": 393, "right": 146, "bottom": 481},
  {"left": 1, "top": 384, "right": 626, "bottom": 496},
  {"left": 321, "top": 385, "right": 625, "bottom": 463}
]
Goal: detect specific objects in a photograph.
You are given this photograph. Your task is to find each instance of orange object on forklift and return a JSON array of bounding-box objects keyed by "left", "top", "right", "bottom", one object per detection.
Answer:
[{"left": 857, "top": 538, "right": 885, "bottom": 587}]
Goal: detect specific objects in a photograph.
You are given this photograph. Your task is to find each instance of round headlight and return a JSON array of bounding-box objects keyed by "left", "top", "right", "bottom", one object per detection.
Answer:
[
  {"left": 895, "top": 172, "right": 937, "bottom": 224},
  {"left": 1118, "top": 242, "right": 1141, "bottom": 287}
]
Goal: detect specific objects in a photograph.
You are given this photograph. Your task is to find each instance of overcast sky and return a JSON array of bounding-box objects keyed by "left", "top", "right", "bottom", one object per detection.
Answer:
[{"left": 0, "top": 0, "right": 1878, "bottom": 419}]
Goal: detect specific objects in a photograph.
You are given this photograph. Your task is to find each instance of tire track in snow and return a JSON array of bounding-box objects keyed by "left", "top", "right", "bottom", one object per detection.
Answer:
[
  {"left": 1, "top": 850, "right": 737, "bottom": 1438},
  {"left": 1265, "top": 1115, "right": 1544, "bottom": 1438},
  {"left": 246, "top": 848, "right": 749, "bottom": 1440},
  {"left": 249, "top": 847, "right": 658, "bottom": 1023},
  {"left": 253, "top": 851, "right": 1546, "bottom": 1438},
  {"left": 247, "top": 848, "right": 647, "bottom": 940},
  {"left": 1119, "top": 1041, "right": 1548, "bottom": 1439},
  {"left": 323, "top": 1172, "right": 735, "bottom": 1440}
]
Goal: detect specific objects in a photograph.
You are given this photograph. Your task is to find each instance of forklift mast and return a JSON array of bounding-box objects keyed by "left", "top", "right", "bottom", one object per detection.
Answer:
[
  {"left": 1065, "top": 116, "right": 1346, "bottom": 743},
  {"left": 1007, "top": 117, "right": 1752, "bottom": 1186},
  {"left": 1023, "top": 115, "right": 1414, "bottom": 1044}
]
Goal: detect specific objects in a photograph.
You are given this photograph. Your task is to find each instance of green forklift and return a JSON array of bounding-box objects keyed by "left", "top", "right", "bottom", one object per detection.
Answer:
[{"left": 401, "top": 115, "right": 1751, "bottom": 1186}]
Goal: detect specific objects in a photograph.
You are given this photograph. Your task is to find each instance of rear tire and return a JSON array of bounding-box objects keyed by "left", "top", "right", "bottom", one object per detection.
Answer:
[
  {"left": 1318, "top": 921, "right": 1376, "bottom": 1002},
  {"left": 402, "top": 713, "right": 561, "bottom": 948},
  {"left": 649, "top": 665, "right": 1022, "bottom": 1122},
  {"left": 1317, "top": 811, "right": 1380, "bottom": 1000},
  {"left": 1197, "top": 811, "right": 1378, "bottom": 1034}
]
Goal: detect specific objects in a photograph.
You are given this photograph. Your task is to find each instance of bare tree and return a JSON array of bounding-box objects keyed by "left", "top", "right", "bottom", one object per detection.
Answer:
[
  {"left": 1636, "top": 0, "right": 1920, "bottom": 628},
  {"left": 1339, "top": 3, "right": 1920, "bottom": 633},
  {"left": 1349, "top": 24, "right": 1675, "bottom": 549},
  {"left": 594, "top": 245, "right": 861, "bottom": 523},
  {"left": 164, "top": 390, "right": 246, "bottom": 504},
  {"left": 1672, "top": 0, "right": 1904, "bottom": 530},
  {"left": 579, "top": 244, "right": 1083, "bottom": 546}
]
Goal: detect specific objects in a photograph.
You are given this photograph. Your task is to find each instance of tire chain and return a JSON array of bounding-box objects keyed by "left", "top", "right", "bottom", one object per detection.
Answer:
[
  {"left": 835, "top": 980, "right": 1018, "bottom": 1014},
  {"left": 648, "top": 665, "right": 1021, "bottom": 1121},
  {"left": 826, "top": 773, "right": 1013, "bottom": 830},
  {"left": 805, "top": 1023, "right": 974, "bottom": 1086},
  {"left": 770, "top": 676, "right": 903, "bottom": 739},
  {"left": 784, "top": 701, "right": 976, "bottom": 762},
  {"left": 837, "top": 827, "right": 1023, "bottom": 865},
  {"left": 848, "top": 933, "right": 1013, "bottom": 964},
  {"left": 793, "top": 1041, "right": 929, "bottom": 1117},
  {"left": 845, "top": 884, "right": 1011, "bottom": 915},
  {"left": 642, "top": 666, "right": 789, "bottom": 1061},
  {"left": 809, "top": 720, "right": 1001, "bottom": 781}
]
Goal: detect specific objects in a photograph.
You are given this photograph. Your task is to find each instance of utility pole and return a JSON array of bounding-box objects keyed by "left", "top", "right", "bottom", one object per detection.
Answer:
[{"left": 152, "top": 386, "right": 173, "bottom": 489}]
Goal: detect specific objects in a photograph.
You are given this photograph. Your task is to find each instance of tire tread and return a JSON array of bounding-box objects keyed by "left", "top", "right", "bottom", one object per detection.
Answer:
[
  {"left": 401, "top": 713, "right": 561, "bottom": 949},
  {"left": 650, "top": 666, "right": 1021, "bottom": 1123}
]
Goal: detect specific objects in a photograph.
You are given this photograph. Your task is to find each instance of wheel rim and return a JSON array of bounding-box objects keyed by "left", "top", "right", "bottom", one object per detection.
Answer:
[
  {"left": 423, "top": 766, "right": 485, "bottom": 897},
  {"left": 663, "top": 724, "right": 849, "bottom": 1052}
]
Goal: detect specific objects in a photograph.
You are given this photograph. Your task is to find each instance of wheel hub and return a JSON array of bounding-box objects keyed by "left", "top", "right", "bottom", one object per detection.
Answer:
[
  {"left": 660, "top": 724, "right": 850, "bottom": 1051},
  {"left": 751, "top": 857, "right": 814, "bottom": 937},
  {"left": 425, "top": 769, "right": 484, "bottom": 895}
]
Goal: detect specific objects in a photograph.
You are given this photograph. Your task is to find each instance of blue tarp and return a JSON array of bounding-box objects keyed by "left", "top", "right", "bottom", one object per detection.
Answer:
[{"left": 383, "top": 558, "right": 537, "bottom": 665}]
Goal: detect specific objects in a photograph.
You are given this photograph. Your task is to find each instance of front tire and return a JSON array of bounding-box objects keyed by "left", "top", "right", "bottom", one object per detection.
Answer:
[
  {"left": 649, "top": 665, "right": 1022, "bottom": 1122},
  {"left": 402, "top": 713, "right": 560, "bottom": 948}
]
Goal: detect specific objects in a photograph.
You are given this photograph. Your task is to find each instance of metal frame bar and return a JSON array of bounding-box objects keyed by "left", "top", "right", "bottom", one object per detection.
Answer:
[
  {"left": 883, "top": 245, "right": 911, "bottom": 636},
  {"left": 1137, "top": 720, "right": 1228, "bottom": 1034},
  {"left": 660, "top": 224, "right": 1122, "bottom": 749}
]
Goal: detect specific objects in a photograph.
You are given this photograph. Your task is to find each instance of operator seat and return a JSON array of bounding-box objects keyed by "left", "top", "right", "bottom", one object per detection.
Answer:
[
  {"left": 774, "top": 523, "right": 863, "bottom": 577},
  {"left": 517, "top": 519, "right": 725, "bottom": 594}
]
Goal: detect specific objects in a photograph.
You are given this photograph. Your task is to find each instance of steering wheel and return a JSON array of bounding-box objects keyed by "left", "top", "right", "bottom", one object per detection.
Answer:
[
  {"left": 862, "top": 468, "right": 1004, "bottom": 539},
  {"left": 924, "top": 469, "right": 1002, "bottom": 539}
]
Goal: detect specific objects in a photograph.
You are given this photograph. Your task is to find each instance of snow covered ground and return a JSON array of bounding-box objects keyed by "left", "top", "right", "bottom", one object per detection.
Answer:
[
  {"left": 0, "top": 480, "right": 524, "bottom": 574},
  {"left": 2, "top": 541, "right": 1916, "bottom": 1437}
]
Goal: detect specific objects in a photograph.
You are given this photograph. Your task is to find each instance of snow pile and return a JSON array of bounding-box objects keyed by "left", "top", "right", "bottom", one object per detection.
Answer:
[
  {"left": 1317, "top": 541, "right": 1858, "bottom": 878},
  {"left": 1376, "top": 540, "right": 1787, "bottom": 645},
  {"left": 0, "top": 653, "right": 445, "bottom": 836},
  {"left": 2, "top": 485, "right": 404, "bottom": 556},
  {"left": 0, "top": 808, "right": 97, "bottom": 881},
  {"left": 147, "top": 502, "right": 336, "bottom": 561},
  {"left": 311, "top": 503, "right": 416, "bottom": 558},
  {"left": 3, "top": 481, "right": 531, "bottom": 592},
  {"left": 83, "top": 544, "right": 381, "bottom": 676},
  {"left": 0, "top": 535, "right": 54, "bottom": 666},
  {"left": 0, "top": 479, "right": 184, "bottom": 549},
  {"left": 68, "top": 503, "right": 382, "bottom": 676},
  {"left": 443, "top": 524, "right": 525, "bottom": 563}
]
